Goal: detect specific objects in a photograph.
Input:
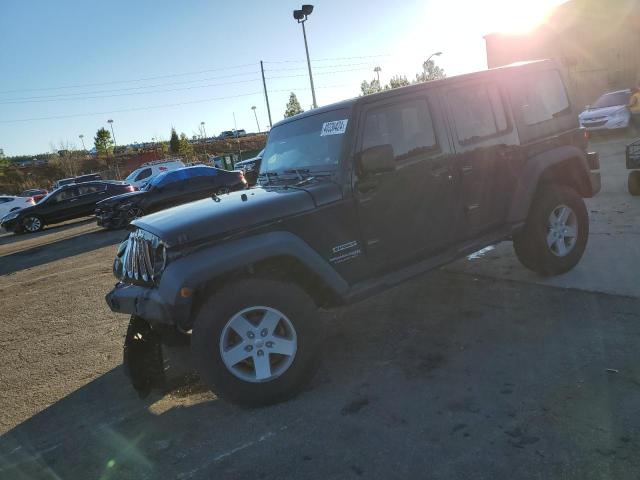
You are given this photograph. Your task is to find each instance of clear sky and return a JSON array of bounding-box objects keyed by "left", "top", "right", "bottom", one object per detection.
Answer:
[{"left": 0, "top": 0, "right": 565, "bottom": 156}]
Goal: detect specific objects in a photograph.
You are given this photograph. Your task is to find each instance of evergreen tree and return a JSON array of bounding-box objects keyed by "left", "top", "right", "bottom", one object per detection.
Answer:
[
  {"left": 169, "top": 128, "right": 180, "bottom": 154},
  {"left": 284, "top": 92, "right": 304, "bottom": 118}
]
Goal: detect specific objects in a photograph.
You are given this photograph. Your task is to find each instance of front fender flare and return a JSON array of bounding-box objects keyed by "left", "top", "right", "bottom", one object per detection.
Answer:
[{"left": 158, "top": 231, "right": 349, "bottom": 329}]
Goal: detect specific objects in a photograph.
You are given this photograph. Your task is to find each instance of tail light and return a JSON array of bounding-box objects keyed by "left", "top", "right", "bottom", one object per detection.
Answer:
[
  {"left": 126, "top": 185, "right": 135, "bottom": 192},
  {"left": 26, "top": 197, "right": 35, "bottom": 205}
]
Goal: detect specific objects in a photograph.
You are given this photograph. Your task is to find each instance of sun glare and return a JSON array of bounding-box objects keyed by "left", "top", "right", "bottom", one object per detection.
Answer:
[{"left": 486, "top": 0, "right": 564, "bottom": 34}]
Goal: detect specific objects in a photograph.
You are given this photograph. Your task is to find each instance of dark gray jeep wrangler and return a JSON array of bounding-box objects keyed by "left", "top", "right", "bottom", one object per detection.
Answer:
[{"left": 106, "top": 59, "right": 600, "bottom": 406}]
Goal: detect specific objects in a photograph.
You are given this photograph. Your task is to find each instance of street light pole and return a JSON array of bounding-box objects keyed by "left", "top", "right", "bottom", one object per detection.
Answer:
[
  {"left": 426, "top": 51, "right": 443, "bottom": 65},
  {"left": 251, "top": 106, "right": 261, "bottom": 133},
  {"left": 374, "top": 66, "right": 381, "bottom": 84},
  {"left": 107, "top": 119, "right": 120, "bottom": 179},
  {"left": 293, "top": 5, "right": 317, "bottom": 109},
  {"left": 78, "top": 134, "right": 86, "bottom": 151},
  {"left": 200, "top": 121, "right": 207, "bottom": 140}
]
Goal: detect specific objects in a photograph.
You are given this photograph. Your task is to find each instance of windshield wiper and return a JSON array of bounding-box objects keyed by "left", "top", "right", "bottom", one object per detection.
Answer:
[{"left": 258, "top": 171, "right": 278, "bottom": 185}]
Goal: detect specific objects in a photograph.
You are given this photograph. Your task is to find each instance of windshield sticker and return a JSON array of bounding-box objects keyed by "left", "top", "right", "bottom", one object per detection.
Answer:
[{"left": 321, "top": 119, "right": 348, "bottom": 136}]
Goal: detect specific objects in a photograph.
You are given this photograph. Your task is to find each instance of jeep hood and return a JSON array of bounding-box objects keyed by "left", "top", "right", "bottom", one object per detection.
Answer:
[{"left": 132, "top": 183, "right": 341, "bottom": 246}]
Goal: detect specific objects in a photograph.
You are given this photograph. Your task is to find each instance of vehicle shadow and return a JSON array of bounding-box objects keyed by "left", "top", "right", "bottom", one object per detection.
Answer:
[
  {"left": 0, "top": 367, "right": 229, "bottom": 480},
  {"left": 0, "top": 217, "right": 98, "bottom": 247},
  {"left": 0, "top": 227, "right": 126, "bottom": 275}
]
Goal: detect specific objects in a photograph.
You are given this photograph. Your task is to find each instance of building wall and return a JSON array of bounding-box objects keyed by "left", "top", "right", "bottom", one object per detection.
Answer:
[{"left": 485, "top": 0, "right": 640, "bottom": 107}]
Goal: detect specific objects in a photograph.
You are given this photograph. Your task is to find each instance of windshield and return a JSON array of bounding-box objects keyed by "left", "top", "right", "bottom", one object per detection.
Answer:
[
  {"left": 591, "top": 91, "right": 630, "bottom": 109},
  {"left": 260, "top": 109, "right": 350, "bottom": 175}
]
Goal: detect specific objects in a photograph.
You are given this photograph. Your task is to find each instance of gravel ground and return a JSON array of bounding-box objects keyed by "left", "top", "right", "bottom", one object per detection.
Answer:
[{"left": 0, "top": 136, "right": 639, "bottom": 479}]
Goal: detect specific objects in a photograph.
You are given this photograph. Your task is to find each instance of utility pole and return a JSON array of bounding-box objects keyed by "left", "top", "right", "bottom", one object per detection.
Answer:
[
  {"left": 293, "top": 5, "right": 317, "bottom": 109},
  {"left": 260, "top": 60, "right": 273, "bottom": 129}
]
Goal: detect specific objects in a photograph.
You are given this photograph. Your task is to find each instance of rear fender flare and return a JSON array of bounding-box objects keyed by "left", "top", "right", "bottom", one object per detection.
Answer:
[{"left": 507, "top": 145, "right": 590, "bottom": 224}]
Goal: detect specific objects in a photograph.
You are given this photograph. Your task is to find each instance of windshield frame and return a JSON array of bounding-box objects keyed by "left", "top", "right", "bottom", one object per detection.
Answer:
[{"left": 260, "top": 107, "right": 352, "bottom": 181}]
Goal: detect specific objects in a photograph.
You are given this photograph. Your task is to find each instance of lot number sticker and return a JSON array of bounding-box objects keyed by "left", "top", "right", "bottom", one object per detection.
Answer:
[{"left": 321, "top": 119, "right": 348, "bottom": 136}]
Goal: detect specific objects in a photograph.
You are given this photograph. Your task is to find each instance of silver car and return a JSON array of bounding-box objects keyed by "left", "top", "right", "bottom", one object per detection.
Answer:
[{"left": 579, "top": 89, "right": 632, "bottom": 131}]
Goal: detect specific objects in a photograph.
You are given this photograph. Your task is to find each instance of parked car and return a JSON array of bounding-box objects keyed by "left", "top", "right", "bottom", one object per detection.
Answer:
[
  {"left": 20, "top": 188, "right": 48, "bottom": 202},
  {"left": 233, "top": 150, "right": 263, "bottom": 185},
  {"left": 106, "top": 59, "right": 600, "bottom": 406},
  {"left": 96, "top": 166, "right": 247, "bottom": 229},
  {"left": 124, "top": 159, "right": 185, "bottom": 190},
  {"left": 578, "top": 89, "right": 632, "bottom": 131},
  {"left": 218, "top": 130, "right": 235, "bottom": 139},
  {"left": 1, "top": 181, "right": 134, "bottom": 233},
  {"left": 0, "top": 195, "right": 36, "bottom": 221}
]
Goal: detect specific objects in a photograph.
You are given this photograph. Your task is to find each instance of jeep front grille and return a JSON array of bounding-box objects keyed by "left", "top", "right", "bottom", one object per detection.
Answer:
[{"left": 114, "top": 229, "right": 166, "bottom": 286}]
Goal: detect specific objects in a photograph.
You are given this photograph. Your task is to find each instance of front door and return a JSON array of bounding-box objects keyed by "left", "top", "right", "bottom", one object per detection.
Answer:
[
  {"left": 354, "top": 92, "right": 456, "bottom": 272},
  {"left": 76, "top": 183, "right": 108, "bottom": 216}
]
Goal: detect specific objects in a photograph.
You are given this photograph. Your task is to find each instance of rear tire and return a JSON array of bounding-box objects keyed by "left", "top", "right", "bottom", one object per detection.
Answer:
[
  {"left": 192, "top": 278, "right": 324, "bottom": 407},
  {"left": 628, "top": 170, "right": 640, "bottom": 196},
  {"left": 513, "top": 184, "right": 589, "bottom": 276}
]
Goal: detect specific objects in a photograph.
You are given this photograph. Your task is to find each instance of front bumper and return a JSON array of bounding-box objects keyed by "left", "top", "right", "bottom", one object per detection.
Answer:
[
  {"left": 580, "top": 116, "right": 629, "bottom": 131},
  {"left": 0, "top": 217, "right": 19, "bottom": 231},
  {"left": 95, "top": 209, "right": 121, "bottom": 228},
  {"left": 106, "top": 282, "right": 176, "bottom": 325}
]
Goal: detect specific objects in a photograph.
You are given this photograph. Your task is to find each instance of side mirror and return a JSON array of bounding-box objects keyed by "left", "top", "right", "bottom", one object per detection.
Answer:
[{"left": 358, "top": 144, "right": 395, "bottom": 174}]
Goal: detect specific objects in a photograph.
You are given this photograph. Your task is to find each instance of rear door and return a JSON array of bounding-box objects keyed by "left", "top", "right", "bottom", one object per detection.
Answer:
[
  {"left": 76, "top": 183, "right": 108, "bottom": 215},
  {"left": 354, "top": 91, "right": 457, "bottom": 271},
  {"left": 443, "top": 80, "right": 521, "bottom": 240}
]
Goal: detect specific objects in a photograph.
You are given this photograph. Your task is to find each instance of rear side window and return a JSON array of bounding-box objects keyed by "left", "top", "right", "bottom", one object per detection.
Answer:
[
  {"left": 448, "top": 83, "right": 509, "bottom": 144},
  {"left": 0, "top": 198, "right": 11, "bottom": 204},
  {"left": 519, "top": 70, "right": 570, "bottom": 125},
  {"left": 136, "top": 168, "right": 152, "bottom": 181},
  {"left": 362, "top": 99, "right": 438, "bottom": 162},
  {"left": 78, "top": 184, "right": 106, "bottom": 195}
]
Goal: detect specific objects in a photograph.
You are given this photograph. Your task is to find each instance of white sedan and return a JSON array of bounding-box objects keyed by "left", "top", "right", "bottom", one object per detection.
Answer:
[
  {"left": 0, "top": 195, "right": 36, "bottom": 222},
  {"left": 578, "top": 89, "right": 632, "bottom": 131}
]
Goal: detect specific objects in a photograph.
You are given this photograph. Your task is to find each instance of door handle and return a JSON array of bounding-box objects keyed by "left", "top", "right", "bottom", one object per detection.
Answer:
[
  {"left": 69, "top": 198, "right": 78, "bottom": 202},
  {"left": 461, "top": 165, "right": 473, "bottom": 174}
]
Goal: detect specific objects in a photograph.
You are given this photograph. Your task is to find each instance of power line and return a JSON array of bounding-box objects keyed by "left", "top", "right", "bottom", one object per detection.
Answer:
[
  {"left": 0, "top": 92, "right": 264, "bottom": 123},
  {"left": 1, "top": 71, "right": 261, "bottom": 102},
  {"left": 0, "top": 84, "right": 350, "bottom": 123},
  {"left": 262, "top": 54, "right": 390, "bottom": 64},
  {"left": 0, "top": 62, "right": 258, "bottom": 95},
  {"left": 264, "top": 61, "right": 378, "bottom": 72},
  {"left": 266, "top": 67, "right": 372, "bottom": 80},
  {"left": 0, "top": 55, "right": 389, "bottom": 95},
  {"left": 0, "top": 78, "right": 262, "bottom": 105}
]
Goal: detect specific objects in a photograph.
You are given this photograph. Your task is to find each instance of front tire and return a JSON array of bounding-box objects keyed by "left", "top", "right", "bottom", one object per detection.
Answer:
[
  {"left": 192, "top": 278, "right": 323, "bottom": 407},
  {"left": 22, "top": 215, "right": 44, "bottom": 233},
  {"left": 513, "top": 184, "right": 589, "bottom": 276}
]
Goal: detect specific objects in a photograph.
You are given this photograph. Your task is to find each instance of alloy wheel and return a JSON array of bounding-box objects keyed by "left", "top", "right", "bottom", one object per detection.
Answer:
[
  {"left": 23, "top": 216, "right": 41, "bottom": 232},
  {"left": 126, "top": 207, "right": 145, "bottom": 221},
  {"left": 219, "top": 306, "right": 297, "bottom": 383},
  {"left": 546, "top": 204, "right": 577, "bottom": 257}
]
